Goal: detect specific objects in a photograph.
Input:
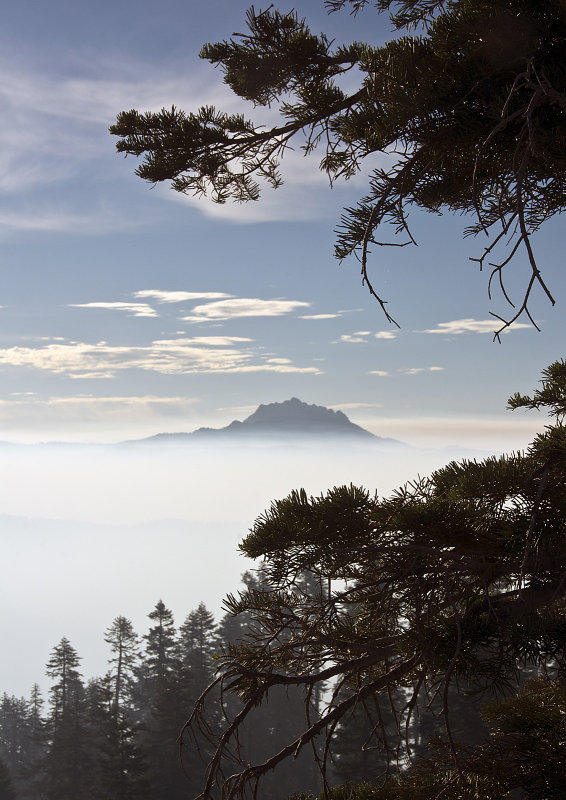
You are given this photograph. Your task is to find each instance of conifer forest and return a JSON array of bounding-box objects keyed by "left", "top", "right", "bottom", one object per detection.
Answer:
[{"left": 0, "top": 591, "right": 322, "bottom": 800}]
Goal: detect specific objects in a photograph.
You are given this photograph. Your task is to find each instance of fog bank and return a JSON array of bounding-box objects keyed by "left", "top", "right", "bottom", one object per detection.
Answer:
[{"left": 2, "top": 438, "right": 500, "bottom": 696}]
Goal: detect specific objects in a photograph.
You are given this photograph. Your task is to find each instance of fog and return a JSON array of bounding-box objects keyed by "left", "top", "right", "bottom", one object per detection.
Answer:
[{"left": 1, "top": 438, "right": 499, "bottom": 697}]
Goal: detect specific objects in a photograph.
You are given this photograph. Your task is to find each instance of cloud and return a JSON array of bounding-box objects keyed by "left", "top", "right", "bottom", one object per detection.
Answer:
[
  {"left": 300, "top": 314, "right": 341, "bottom": 320},
  {"left": 0, "top": 393, "right": 208, "bottom": 440},
  {"left": 134, "top": 290, "right": 232, "bottom": 304},
  {"left": 0, "top": 207, "right": 142, "bottom": 236},
  {"left": 0, "top": 393, "right": 200, "bottom": 416},
  {"left": 215, "top": 405, "right": 257, "bottom": 414},
  {"left": 0, "top": 53, "right": 247, "bottom": 231},
  {"left": 369, "top": 370, "right": 389, "bottom": 376},
  {"left": 330, "top": 402, "right": 384, "bottom": 410},
  {"left": 181, "top": 298, "right": 311, "bottom": 322},
  {"left": 0, "top": 337, "right": 321, "bottom": 378},
  {"left": 0, "top": 48, "right": 396, "bottom": 234},
  {"left": 0, "top": 40, "right": 400, "bottom": 241},
  {"left": 374, "top": 331, "right": 397, "bottom": 340},
  {"left": 70, "top": 302, "right": 158, "bottom": 318},
  {"left": 400, "top": 366, "right": 445, "bottom": 375},
  {"left": 339, "top": 331, "right": 371, "bottom": 343},
  {"left": 422, "top": 318, "right": 531, "bottom": 335},
  {"left": 163, "top": 144, "right": 373, "bottom": 224}
]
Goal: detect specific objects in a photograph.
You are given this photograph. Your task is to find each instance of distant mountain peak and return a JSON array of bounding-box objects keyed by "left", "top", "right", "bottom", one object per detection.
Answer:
[
  {"left": 187, "top": 397, "right": 389, "bottom": 442},
  {"left": 234, "top": 398, "right": 370, "bottom": 436},
  {"left": 124, "top": 398, "right": 403, "bottom": 446}
]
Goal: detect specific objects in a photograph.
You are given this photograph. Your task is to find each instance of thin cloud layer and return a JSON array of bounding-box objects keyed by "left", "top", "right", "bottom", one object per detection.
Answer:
[
  {"left": 401, "top": 366, "right": 445, "bottom": 375},
  {"left": 134, "top": 290, "right": 232, "bottom": 304},
  {"left": 339, "top": 331, "right": 371, "bottom": 343},
  {"left": 330, "top": 402, "right": 384, "bottom": 410},
  {"left": 0, "top": 49, "right": 381, "bottom": 232},
  {"left": 300, "top": 314, "right": 341, "bottom": 320},
  {"left": 70, "top": 302, "right": 158, "bottom": 317},
  {"left": 0, "top": 393, "right": 200, "bottom": 418},
  {"left": 181, "top": 298, "right": 311, "bottom": 322},
  {"left": 339, "top": 331, "right": 397, "bottom": 343},
  {"left": 0, "top": 337, "right": 320, "bottom": 378},
  {"left": 422, "top": 318, "right": 531, "bottom": 335}
]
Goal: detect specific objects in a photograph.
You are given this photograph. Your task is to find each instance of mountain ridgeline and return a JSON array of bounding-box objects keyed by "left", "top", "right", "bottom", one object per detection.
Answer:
[{"left": 133, "top": 398, "right": 401, "bottom": 446}]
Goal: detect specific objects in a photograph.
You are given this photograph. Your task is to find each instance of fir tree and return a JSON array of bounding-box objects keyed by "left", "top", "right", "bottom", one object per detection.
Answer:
[
  {"left": 104, "top": 616, "right": 140, "bottom": 710},
  {"left": 0, "top": 695, "right": 28, "bottom": 788},
  {"left": 18, "top": 684, "right": 47, "bottom": 800},
  {"left": 179, "top": 602, "right": 217, "bottom": 687},
  {"left": 0, "top": 756, "right": 16, "bottom": 800},
  {"left": 43, "top": 639, "right": 92, "bottom": 800},
  {"left": 86, "top": 676, "right": 149, "bottom": 800},
  {"left": 139, "top": 601, "right": 179, "bottom": 705},
  {"left": 182, "top": 360, "right": 566, "bottom": 799},
  {"left": 112, "top": 0, "right": 566, "bottom": 333}
]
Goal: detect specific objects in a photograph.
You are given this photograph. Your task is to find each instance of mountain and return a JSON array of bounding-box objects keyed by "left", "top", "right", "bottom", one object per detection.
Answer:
[{"left": 132, "top": 398, "right": 402, "bottom": 445}]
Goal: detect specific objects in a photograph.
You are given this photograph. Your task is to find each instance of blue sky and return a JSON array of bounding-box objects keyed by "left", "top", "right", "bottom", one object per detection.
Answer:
[{"left": 0, "top": 0, "right": 563, "bottom": 447}]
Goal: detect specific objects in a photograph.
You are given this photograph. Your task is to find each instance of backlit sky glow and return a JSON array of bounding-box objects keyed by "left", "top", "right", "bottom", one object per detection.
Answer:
[{"left": 0, "top": 0, "right": 564, "bottom": 696}]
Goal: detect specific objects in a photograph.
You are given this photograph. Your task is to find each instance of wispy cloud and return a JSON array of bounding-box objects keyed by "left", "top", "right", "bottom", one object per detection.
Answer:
[
  {"left": 0, "top": 53, "right": 245, "bottom": 231},
  {"left": 400, "top": 366, "right": 445, "bottom": 375},
  {"left": 215, "top": 404, "right": 257, "bottom": 414},
  {"left": 0, "top": 393, "right": 199, "bottom": 415},
  {"left": 165, "top": 145, "right": 384, "bottom": 224},
  {"left": 0, "top": 337, "right": 321, "bottom": 378},
  {"left": 339, "top": 331, "right": 371, "bottom": 343},
  {"left": 422, "top": 318, "right": 531, "bottom": 335},
  {"left": 70, "top": 302, "right": 158, "bottom": 318},
  {"left": 181, "top": 298, "right": 311, "bottom": 322},
  {"left": 0, "top": 45, "right": 396, "bottom": 234},
  {"left": 134, "top": 290, "right": 232, "bottom": 304},
  {"left": 300, "top": 314, "right": 341, "bottom": 320},
  {"left": 330, "top": 402, "right": 384, "bottom": 410},
  {"left": 369, "top": 370, "right": 389, "bottom": 376},
  {"left": 0, "top": 207, "right": 142, "bottom": 236},
  {"left": 339, "top": 330, "right": 397, "bottom": 343}
]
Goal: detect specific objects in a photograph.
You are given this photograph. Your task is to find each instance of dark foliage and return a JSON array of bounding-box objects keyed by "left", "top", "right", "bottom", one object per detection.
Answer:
[{"left": 181, "top": 360, "right": 566, "bottom": 799}]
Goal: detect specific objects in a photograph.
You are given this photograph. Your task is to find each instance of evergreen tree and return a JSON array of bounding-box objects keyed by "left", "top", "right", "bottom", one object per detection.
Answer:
[
  {"left": 179, "top": 602, "right": 217, "bottom": 685},
  {"left": 138, "top": 600, "right": 179, "bottom": 706},
  {"left": 18, "top": 685, "right": 47, "bottom": 800},
  {"left": 45, "top": 638, "right": 82, "bottom": 724},
  {"left": 182, "top": 360, "right": 566, "bottom": 799},
  {"left": 112, "top": 0, "right": 566, "bottom": 333},
  {"left": 0, "top": 695, "right": 28, "bottom": 787},
  {"left": 104, "top": 616, "right": 140, "bottom": 710},
  {"left": 212, "top": 572, "right": 323, "bottom": 799},
  {"left": 331, "top": 688, "right": 406, "bottom": 784},
  {"left": 136, "top": 601, "right": 187, "bottom": 799},
  {"left": 85, "top": 676, "right": 149, "bottom": 800},
  {"left": 43, "top": 639, "right": 92, "bottom": 800},
  {"left": 95, "top": 707, "right": 149, "bottom": 800},
  {"left": 0, "top": 756, "right": 16, "bottom": 800}
]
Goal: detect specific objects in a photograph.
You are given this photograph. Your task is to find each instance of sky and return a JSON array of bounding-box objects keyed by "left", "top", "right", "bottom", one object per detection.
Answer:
[
  {"left": 0, "top": 0, "right": 565, "bottom": 696},
  {"left": 0, "top": 0, "right": 562, "bottom": 449}
]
